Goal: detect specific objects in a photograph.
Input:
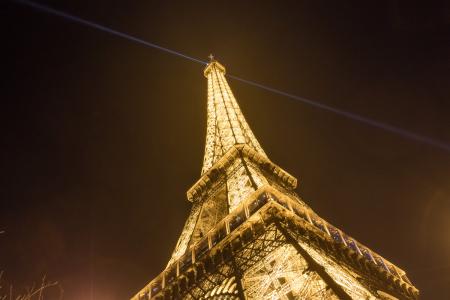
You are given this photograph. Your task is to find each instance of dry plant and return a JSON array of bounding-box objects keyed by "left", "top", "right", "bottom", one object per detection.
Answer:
[{"left": 0, "top": 272, "right": 63, "bottom": 300}]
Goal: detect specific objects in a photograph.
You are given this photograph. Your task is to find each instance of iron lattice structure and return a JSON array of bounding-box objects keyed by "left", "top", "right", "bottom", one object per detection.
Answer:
[{"left": 132, "top": 59, "right": 419, "bottom": 300}]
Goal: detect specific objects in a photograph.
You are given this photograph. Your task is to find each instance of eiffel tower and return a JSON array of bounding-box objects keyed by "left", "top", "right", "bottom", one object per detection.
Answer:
[{"left": 132, "top": 57, "right": 419, "bottom": 300}]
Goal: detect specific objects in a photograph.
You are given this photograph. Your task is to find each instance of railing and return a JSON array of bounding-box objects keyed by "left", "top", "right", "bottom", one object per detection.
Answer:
[
  {"left": 135, "top": 192, "right": 269, "bottom": 299},
  {"left": 281, "top": 193, "right": 409, "bottom": 281},
  {"left": 135, "top": 187, "right": 409, "bottom": 299}
]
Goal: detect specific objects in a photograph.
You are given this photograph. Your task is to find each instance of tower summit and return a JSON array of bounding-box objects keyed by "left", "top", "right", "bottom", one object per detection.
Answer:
[{"left": 132, "top": 59, "right": 419, "bottom": 300}]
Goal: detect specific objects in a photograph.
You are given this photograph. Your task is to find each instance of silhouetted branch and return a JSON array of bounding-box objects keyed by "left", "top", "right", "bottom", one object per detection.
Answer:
[{"left": 0, "top": 272, "right": 63, "bottom": 300}]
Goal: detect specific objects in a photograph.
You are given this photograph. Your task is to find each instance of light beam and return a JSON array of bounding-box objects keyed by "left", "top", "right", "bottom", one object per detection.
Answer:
[
  {"left": 10, "top": 0, "right": 450, "bottom": 153},
  {"left": 228, "top": 75, "right": 450, "bottom": 152},
  {"left": 11, "top": 0, "right": 207, "bottom": 65}
]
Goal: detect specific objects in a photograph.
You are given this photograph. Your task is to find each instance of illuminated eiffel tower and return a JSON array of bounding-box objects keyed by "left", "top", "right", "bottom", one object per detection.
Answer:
[{"left": 132, "top": 57, "right": 419, "bottom": 300}]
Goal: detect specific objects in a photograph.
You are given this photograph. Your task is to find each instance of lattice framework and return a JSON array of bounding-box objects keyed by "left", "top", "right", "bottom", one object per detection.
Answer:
[{"left": 132, "top": 59, "right": 419, "bottom": 300}]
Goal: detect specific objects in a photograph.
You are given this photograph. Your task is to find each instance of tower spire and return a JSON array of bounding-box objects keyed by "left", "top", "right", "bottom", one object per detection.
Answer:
[{"left": 201, "top": 59, "right": 267, "bottom": 174}]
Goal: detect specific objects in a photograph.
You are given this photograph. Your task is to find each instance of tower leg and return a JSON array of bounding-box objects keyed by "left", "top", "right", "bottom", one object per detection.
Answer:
[{"left": 275, "top": 222, "right": 353, "bottom": 300}]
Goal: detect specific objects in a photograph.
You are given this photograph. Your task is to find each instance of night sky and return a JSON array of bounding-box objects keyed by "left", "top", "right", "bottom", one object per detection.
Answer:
[{"left": 2, "top": 1, "right": 450, "bottom": 299}]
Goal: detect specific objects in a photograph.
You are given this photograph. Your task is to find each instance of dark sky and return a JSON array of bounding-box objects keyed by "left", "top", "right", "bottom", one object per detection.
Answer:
[{"left": 2, "top": 1, "right": 450, "bottom": 299}]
